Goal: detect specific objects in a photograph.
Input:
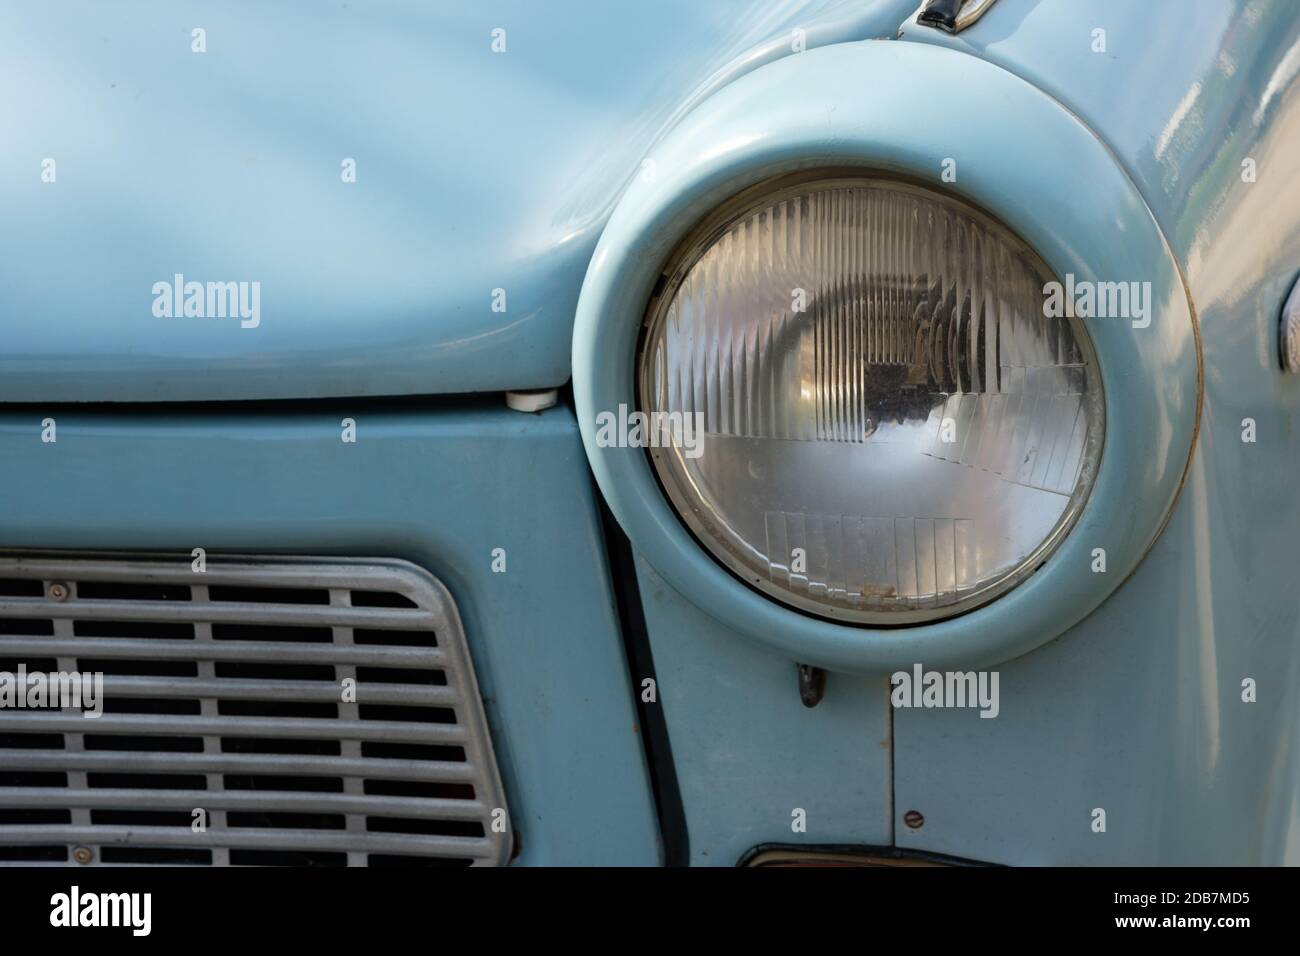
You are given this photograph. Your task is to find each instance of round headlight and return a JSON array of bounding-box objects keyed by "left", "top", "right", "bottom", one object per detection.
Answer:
[{"left": 637, "top": 175, "right": 1104, "bottom": 625}]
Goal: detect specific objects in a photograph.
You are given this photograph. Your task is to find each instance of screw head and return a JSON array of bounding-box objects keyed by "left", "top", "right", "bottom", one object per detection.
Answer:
[
  {"left": 903, "top": 810, "right": 925, "bottom": 830},
  {"left": 72, "top": 846, "right": 93, "bottom": 865},
  {"left": 47, "top": 582, "right": 69, "bottom": 601}
]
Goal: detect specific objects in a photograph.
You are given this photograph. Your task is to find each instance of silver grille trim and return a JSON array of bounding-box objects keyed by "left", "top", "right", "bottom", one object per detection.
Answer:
[{"left": 0, "top": 555, "right": 511, "bottom": 866}]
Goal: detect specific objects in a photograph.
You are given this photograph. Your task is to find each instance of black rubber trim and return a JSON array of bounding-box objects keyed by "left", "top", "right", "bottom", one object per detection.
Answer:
[
  {"left": 737, "top": 842, "right": 998, "bottom": 867},
  {"left": 597, "top": 496, "right": 690, "bottom": 867}
]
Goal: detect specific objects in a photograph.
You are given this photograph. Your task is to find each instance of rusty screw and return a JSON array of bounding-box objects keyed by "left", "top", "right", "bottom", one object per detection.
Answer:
[
  {"left": 903, "top": 810, "right": 925, "bottom": 830},
  {"left": 72, "top": 846, "right": 93, "bottom": 865},
  {"left": 47, "top": 582, "right": 69, "bottom": 601}
]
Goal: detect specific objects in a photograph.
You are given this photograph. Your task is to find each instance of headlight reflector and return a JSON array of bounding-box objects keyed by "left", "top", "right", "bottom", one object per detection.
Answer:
[{"left": 637, "top": 176, "right": 1104, "bottom": 624}]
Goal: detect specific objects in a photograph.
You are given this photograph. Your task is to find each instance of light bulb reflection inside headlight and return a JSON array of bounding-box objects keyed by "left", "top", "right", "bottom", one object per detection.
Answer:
[{"left": 637, "top": 175, "right": 1104, "bottom": 624}]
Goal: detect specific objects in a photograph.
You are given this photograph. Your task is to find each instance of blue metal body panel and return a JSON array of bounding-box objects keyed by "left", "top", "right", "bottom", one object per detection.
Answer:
[
  {"left": 885, "top": 0, "right": 1300, "bottom": 865},
  {"left": 635, "top": 557, "right": 893, "bottom": 865},
  {"left": 0, "top": 0, "right": 916, "bottom": 403},
  {"left": 0, "top": 403, "right": 661, "bottom": 866}
]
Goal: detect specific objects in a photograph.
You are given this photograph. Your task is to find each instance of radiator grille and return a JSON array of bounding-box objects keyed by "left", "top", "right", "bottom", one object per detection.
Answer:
[{"left": 0, "top": 556, "right": 510, "bottom": 866}]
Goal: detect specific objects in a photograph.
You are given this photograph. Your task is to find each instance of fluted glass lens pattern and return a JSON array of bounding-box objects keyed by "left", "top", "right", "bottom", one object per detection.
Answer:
[{"left": 639, "top": 179, "right": 1104, "bottom": 624}]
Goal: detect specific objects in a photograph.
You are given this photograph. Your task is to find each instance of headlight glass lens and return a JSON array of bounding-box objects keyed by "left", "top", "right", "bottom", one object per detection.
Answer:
[{"left": 637, "top": 176, "right": 1104, "bottom": 624}]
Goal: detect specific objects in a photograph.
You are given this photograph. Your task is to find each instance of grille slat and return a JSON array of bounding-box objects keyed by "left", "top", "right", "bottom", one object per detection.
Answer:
[
  {"left": 0, "top": 556, "right": 510, "bottom": 867},
  {"left": 0, "top": 637, "right": 442, "bottom": 667},
  {"left": 93, "top": 676, "right": 456, "bottom": 707},
  {"left": 4, "top": 713, "right": 468, "bottom": 743},
  {"left": 0, "top": 749, "right": 477, "bottom": 782},
  {"left": 1, "top": 560, "right": 427, "bottom": 593},
  {"left": 0, "top": 789, "right": 488, "bottom": 820},
  {"left": 0, "top": 598, "right": 432, "bottom": 630},
  {"left": 0, "top": 825, "right": 497, "bottom": 859}
]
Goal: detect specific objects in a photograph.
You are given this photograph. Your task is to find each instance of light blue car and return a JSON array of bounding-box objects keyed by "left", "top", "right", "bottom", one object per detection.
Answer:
[{"left": 1, "top": 0, "right": 1298, "bottom": 869}]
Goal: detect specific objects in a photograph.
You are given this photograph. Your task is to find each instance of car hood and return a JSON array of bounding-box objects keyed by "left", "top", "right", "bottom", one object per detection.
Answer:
[{"left": 0, "top": 0, "right": 916, "bottom": 402}]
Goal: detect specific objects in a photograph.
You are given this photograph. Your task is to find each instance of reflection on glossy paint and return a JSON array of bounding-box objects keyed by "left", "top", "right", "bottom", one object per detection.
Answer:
[{"left": 1155, "top": 82, "right": 1202, "bottom": 160}]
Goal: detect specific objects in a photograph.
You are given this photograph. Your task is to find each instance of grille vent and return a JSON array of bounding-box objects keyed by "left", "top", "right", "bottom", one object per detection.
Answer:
[{"left": 0, "top": 556, "right": 510, "bottom": 866}]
